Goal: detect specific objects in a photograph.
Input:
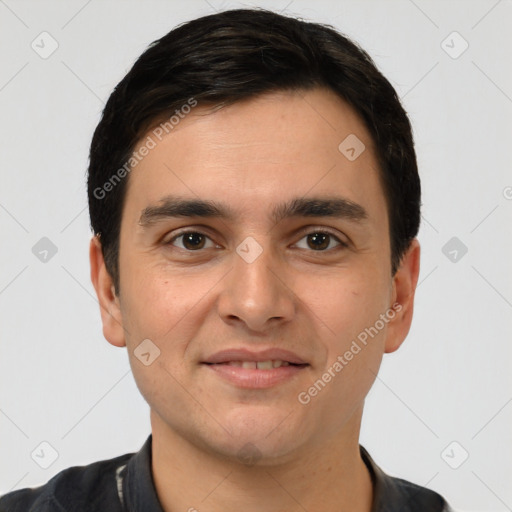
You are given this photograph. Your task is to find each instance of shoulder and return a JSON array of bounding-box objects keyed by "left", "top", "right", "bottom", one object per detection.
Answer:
[
  {"left": 0, "top": 452, "right": 133, "bottom": 512},
  {"left": 382, "top": 474, "right": 453, "bottom": 512},
  {"left": 360, "top": 445, "right": 453, "bottom": 512}
]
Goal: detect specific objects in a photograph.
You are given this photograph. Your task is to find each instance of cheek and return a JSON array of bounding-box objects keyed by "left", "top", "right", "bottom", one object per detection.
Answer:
[
  {"left": 296, "top": 265, "right": 388, "bottom": 342},
  {"left": 119, "top": 261, "right": 224, "bottom": 357},
  {"left": 121, "top": 279, "right": 174, "bottom": 339},
  {"left": 295, "top": 262, "right": 391, "bottom": 402},
  {"left": 119, "top": 273, "right": 202, "bottom": 410}
]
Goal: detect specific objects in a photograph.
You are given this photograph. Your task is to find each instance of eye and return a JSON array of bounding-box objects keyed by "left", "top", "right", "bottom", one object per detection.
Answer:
[
  {"left": 168, "top": 231, "right": 218, "bottom": 251},
  {"left": 295, "top": 231, "right": 347, "bottom": 251}
]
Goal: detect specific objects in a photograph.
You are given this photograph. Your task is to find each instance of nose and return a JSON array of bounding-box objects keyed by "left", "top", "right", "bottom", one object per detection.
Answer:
[{"left": 217, "top": 240, "right": 296, "bottom": 333}]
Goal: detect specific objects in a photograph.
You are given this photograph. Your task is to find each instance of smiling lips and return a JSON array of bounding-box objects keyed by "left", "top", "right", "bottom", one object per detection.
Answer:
[
  {"left": 221, "top": 360, "right": 290, "bottom": 369},
  {"left": 202, "top": 348, "right": 309, "bottom": 388}
]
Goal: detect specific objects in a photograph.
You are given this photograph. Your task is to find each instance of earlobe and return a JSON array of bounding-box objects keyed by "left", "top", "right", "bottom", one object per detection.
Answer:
[
  {"left": 89, "top": 236, "right": 126, "bottom": 348},
  {"left": 384, "top": 239, "right": 421, "bottom": 354}
]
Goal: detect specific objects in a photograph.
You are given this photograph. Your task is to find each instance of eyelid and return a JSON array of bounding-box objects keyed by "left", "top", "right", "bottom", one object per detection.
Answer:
[{"left": 163, "top": 225, "right": 217, "bottom": 243}]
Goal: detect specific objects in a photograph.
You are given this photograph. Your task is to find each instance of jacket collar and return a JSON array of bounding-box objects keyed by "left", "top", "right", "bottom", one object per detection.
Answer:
[{"left": 120, "top": 435, "right": 445, "bottom": 512}]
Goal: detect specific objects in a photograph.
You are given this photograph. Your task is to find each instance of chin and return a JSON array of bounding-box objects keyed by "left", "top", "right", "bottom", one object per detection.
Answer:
[
  {"left": 150, "top": 394, "right": 317, "bottom": 465},
  {"left": 210, "top": 434, "right": 304, "bottom": 467},
  {"left": 203, "top": 407, "right": 310, "bottom": 465}
]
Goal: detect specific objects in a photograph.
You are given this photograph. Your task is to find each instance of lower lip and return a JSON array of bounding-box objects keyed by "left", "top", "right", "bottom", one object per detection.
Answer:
[{"left": 202, "top": 363, "right": 307, "bottom": 389}]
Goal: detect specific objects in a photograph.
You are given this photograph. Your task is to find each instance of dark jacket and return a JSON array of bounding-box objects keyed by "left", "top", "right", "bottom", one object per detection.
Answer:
[{"left": 0, "top": 435, "right": 452, "bottom": 511}]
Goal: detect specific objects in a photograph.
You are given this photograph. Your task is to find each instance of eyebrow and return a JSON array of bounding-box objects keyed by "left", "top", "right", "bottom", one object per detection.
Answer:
[{"left": 138, "top": 195, "right": 368, "bottom": 227}]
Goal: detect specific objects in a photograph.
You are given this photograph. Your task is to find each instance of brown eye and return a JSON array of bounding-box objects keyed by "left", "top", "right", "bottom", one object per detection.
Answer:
[
  {"left": 182, "top": 232, "right": 205, "bottom": 250},
  {"left": 169, "top": 231, "right": 215, "bottom": 250},
  {"left": 295, "top": 231, "right": 346, "bottom": 251},
  {"left": 307, "top": 232, "right": 330, "bottom": 250}
]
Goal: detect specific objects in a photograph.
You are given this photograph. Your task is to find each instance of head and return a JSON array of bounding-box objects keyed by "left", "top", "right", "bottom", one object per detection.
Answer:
[{"left": 89, "top": 9, "right": 420, "bottom": 464}]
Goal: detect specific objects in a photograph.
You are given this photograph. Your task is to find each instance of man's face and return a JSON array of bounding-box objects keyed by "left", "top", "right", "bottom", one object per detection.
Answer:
[{"left": 98, "top": 88, "right": 415, "bottom": 463}]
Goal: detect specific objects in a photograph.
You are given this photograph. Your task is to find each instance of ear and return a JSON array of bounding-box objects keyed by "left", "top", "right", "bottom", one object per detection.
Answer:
[
  {"left": 384, "top": 238, "right": 421, "bottom": 354},
  {"left": 89, "top": 236, "right": 126, "bottom": 347}
]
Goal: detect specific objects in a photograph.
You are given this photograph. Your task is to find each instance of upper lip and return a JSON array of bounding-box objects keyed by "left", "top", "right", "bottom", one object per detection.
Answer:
[{"left": 202, "top": 348, "right": 308, "bottom": 365}]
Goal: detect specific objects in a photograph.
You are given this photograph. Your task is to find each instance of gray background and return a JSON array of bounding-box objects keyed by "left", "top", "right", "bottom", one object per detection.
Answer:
[{"left": 1, "top": 1, "right": 511, "bottom": 510}]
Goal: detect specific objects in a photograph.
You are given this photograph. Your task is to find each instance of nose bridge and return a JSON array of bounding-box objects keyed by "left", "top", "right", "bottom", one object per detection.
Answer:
[{"left": 218, "top": 236, "right": 295, "bottom": 330}]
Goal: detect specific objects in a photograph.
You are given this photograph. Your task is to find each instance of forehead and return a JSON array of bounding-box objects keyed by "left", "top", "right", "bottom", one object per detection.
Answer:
[{"left": 122, "top": 88, "right": 387, "bottom": 229}]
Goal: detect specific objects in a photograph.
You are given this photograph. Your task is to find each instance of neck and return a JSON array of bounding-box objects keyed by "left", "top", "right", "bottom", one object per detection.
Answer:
[{"left": 150, "top": 409, "right": 373, "bottom": 512}]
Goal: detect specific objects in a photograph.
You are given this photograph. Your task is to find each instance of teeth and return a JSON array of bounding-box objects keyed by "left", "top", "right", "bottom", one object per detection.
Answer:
[
  {"left": 225, "top": 360, "right": 291, "bottom": 369},
  {"left": 256, "top": 360, "right": 273, "bottom": 370}
]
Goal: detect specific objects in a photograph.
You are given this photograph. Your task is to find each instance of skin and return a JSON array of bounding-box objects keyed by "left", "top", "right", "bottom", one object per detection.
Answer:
[{"left": 90, "top": 87, "right": 420, "bottom": 512}]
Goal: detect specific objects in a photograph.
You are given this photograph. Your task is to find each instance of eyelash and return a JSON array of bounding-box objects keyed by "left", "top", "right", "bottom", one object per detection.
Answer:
[{"left": 165, "top": 228, "right": 349, "bottom": 252}]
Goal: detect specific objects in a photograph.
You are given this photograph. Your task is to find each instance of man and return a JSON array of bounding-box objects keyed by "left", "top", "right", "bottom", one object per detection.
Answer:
[{"left": 0, "top": 8, "right": 452, "bottom": 512}]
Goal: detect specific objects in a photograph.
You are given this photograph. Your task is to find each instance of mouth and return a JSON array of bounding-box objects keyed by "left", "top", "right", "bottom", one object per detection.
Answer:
[
  {"left": 205, "top": 359, "right": 306, "bottom": 370},
  {"left": 201, "top": 349, "right": 309, "bottom": 389}
]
